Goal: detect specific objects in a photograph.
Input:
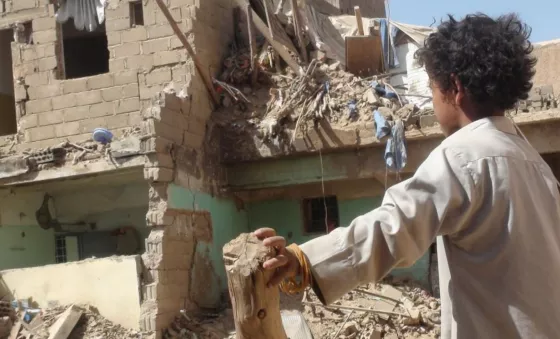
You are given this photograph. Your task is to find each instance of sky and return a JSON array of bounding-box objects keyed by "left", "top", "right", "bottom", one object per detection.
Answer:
[{"left": 388, "top": 0, "right": 560, "bottom": 43}]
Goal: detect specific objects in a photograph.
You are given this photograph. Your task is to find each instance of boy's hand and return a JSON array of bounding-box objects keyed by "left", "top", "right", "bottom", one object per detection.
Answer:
[{"left": 253, "top": 227, "right": 301, "bottom": 287}]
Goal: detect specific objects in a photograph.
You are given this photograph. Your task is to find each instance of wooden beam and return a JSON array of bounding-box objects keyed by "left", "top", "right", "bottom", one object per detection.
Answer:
[
  {"left": 354, "top": 6, "right": 364, "bottom": 35},
  {"left": 247, "top": 4, "right": 259, "bottom": 86},
  {"left": 290, "top": 0, "right": 308, "bottom": 62},
  {"left": 47, "top": 305, "right": 83, "bottom": 339},
  {"left": 240, "top": 1, "right": 301, "bottom": 75},
  {"left": 154, "top": 0, "right": 220, "bottom": 107},
  {"left": 223, "top": 233, "right": 287, "bottom": 339}
]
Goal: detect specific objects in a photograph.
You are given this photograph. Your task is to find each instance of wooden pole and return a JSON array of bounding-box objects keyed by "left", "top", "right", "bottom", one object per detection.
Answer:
[
  {"left": 290, "top": 0, "right": 308, "bottom": 63},
  {"left": 154, "top": 0, "right": 220, "bottom": 107},
  {"left": 223, "top": 233, "right": 288, "bottom": 339},
  {"left": 354, "top": 6, "right": 364, "bottom": 36},
  {"left": 247, "top": 4, "right": 259, "bottom": 87},
  {"left": 238, "top": 0, "right": 301, "bottom": 75}
]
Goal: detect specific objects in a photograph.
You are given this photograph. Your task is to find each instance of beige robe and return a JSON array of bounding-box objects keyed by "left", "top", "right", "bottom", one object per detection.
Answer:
[{"left": 300, "top": 117, "right": 560, "bottom": 339}]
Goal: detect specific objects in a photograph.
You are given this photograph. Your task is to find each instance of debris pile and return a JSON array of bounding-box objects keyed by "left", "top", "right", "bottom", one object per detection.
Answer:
[
  {"left": 3, "top": 303, "right": 153, "bottom": 339},
  {"left": 295, "top": 280, "right": 441, "bottom": 339}
]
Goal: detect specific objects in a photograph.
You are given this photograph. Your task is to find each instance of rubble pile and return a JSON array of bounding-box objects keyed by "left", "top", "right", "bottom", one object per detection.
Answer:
[
  {"left": 287, "top": 280, "right": 441, "bottom": 339},
  {"left": 4, "top": 304, "right": 153, "bottom": 339}
]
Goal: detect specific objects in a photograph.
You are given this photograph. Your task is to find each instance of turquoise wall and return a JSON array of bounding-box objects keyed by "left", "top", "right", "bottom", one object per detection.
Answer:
[
  {"left": 246, "top": 196, "right": 430, "bottom": 285},
  {"left": 0, "top": 226, "right": 56, "bottom": 270}
]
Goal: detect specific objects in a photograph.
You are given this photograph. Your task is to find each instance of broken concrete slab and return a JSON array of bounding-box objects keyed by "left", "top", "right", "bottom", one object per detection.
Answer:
[
  {"left": 0, "top": 156, "right": 29, "bottom": 180},
  {"left": 47, "top": 305, "right": 83, "bottom": 339},
  {"left": 110, "top": 136, "right": 142, "bottom": 159}
]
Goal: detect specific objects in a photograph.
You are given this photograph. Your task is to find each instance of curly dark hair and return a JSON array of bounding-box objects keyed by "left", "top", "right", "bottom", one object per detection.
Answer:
[{"left": 415, "top": 13, "right": 537, "bottom": 112}]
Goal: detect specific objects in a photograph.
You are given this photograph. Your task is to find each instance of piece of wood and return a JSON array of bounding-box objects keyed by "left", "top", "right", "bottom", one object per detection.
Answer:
[
  {"left": 154, "top": 0, "right": 219, "bottom": 107},
  {"left": 223, "top": 233, "right": 287, "bottom": 339},
  {"left": 239, "top": 0, "right": 301, "bottom": 75},
  {"left": 354, "top": 6, "right": 364, "bottom": 35},
  {"left": 301, "top": 302, "right": 411, "bottom": 318},
  {"left": 247, "top": 4, "right": 259, "bottom": 86},
  {"left": 8, "top": 321, "right": 21, "bottom": 339},
  {"left": 290, "top": 0, "right": 308, "bottom": 62},
  {"left": 47, "top": 305, "right": 83, "bottom": 339},
  {"left": 345, "top": 35, "right": 383, "bottom": 77},
  {"left": 255, "top": 0, "right": 299, "bottom": 55}
]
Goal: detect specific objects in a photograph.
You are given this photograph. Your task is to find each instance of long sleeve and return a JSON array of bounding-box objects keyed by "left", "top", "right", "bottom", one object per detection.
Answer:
[{"left": 299, "top": 146, "right": 476, "bottom": 305}]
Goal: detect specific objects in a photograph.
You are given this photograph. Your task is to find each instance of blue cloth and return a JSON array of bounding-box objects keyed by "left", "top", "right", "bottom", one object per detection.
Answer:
[
  {"left": 371, "top": 81, "right": 397, "bottom": 99},
  {"left": 373, "top": 110, "right": 391, "bottom": 139},
  {"left": 378, "top": 19, "right": 400, "bottom": 69},
  {"left": 384, "top": 120, "right": 407, "bottom": 172},
  {"left": 348, "top": 99, "right": 358, "bottom": 119}
]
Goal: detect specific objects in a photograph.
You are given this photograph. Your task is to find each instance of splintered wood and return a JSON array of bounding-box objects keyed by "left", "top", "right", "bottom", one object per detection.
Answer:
[{"left": 223, "top": 233, "right": 287, "bottom": 339}]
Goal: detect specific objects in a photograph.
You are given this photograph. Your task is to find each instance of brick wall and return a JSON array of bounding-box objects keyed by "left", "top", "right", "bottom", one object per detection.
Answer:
[{"left": 0, "top": 0, "right": 232, "bottom": 155}]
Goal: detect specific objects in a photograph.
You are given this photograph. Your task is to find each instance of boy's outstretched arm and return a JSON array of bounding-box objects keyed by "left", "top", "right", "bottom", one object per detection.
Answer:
[{"left": 300, "top": 146, "right": 475, "bottom": 305}]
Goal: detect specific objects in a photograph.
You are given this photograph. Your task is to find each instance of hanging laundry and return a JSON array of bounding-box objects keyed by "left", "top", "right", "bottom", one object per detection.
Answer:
[
  {"left": 373, "top": 110, "right": 391, "bottom": 139},
  {"left": 56, "top": 0, "right": 107, "bottom": 32},
  {"left": 384, "top": 120, "right": 407, "bottom": 172},
  {"left": 378, "top": 18, "right": 400, "bottom": 69}
]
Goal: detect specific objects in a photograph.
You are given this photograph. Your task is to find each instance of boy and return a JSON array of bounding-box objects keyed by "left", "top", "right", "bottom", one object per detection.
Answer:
[{"left": 254, "top": 13, "right": 560, "bottom": 339}]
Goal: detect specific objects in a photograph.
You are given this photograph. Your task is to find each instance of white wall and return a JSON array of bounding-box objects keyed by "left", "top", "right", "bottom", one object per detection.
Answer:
[
  {"left": 0, "top": 29, "right": 14, "bottom": 95},
  {"left": 0, "top": 255, "right": 143, "bottom": 329},
  {"left": 390, "top": 42, "right": 432, "bottom": 109}
]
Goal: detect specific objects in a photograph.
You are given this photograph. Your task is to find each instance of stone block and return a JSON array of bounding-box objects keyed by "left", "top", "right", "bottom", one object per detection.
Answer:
[
  {"left": 14, "top": 85, "right": 27, "bottom": 102},
  {"left": 145, "top": 153, "right": 174, "bottom": 168},
  {"left": 87, "top": 74, "right": 114, "bottom": 90},
  {"left": 183, "top": 130, "right": 204, "bottom": 149},
  {"left": 107, "top": 32, "right": 122, "bottom": 46},
  {"left": 0, "top": 156, "right": 30, "bottom": 180},
  {"left": 62, "top": 78, "right": 88, "bottom": 94},
  {"left": 106, "top": 114, "right": 130, "bottom": 129},
  {"left": 54, "top": 121, "right": 81, "bottom": 137},
  {"left": 26, "top": 98, "right": 52, "bottom": 114},
  {"left": 153, "top": 50, "right": 182, "bottom": 67},
  {"left": 142, "top": 119, "right": 183, "bottom": 144},
  {"left": 114, "top": 70, "right": 138, "bottom": 85},
  {"left": 141, "top": 137, "right": 174, "bottom": 154},
  {"left": 25, "top": 125, "right": 56, "bottom": 142},
  {"left": 113, "top": 42, "right": 141, "bottom": 58},
  {"left": 33, "top": 30, "right": 57, "bottom": 45},
  {"left": 28, "top": 84, "right": 61, "bottom": 99},
  {"left": 33, "top": 17, "right": 57, "bottom": 31},
  {"left": 25, "top": 72, "right": 49, "bottom": 87},
  {"left": 144, "top": 167, "right": 174, "bottom": 182},
  {"left": 20, "top": 114, "right": 38, "bottom": 129},
  {"left": 79, "top": 117, "right": 108, "bottom": 134},
  {"left": 106, "top": 18, "right": 130, "bottom": 31},
  {"left": 109, "top": 58, "right": 126, "bottom": 72},
  {"left": 89, "top": 102, "right": 114, "bottom": 117},
  {"left": 114, "top": 97, "right": 140, "bottom": 114},
  {"left": 146, "top": 69, "right": 172, "bottom": 86},
  {"left": 80, "top": 90, "right": 103, "bottom": 105},
  {"left": 125, "top": 55, "right": 154, "bottom": 71},
  {"left": 122, "top": 26, "right": 148, "bottom": 43},
  {"left": 63, "top": 105, "right": 90, "bottom": 122},
  {"left": 146, "top": 210, "right": 176, "bottom": 227},
  {"left": 12, "top": 0, "right": 37, "bottom": 10},
  {"left": 147, "top": 25, "right": 174, "bottom": 39},
  {"left": 52, "top": 93, "right": 77, "bottom": 110},
  {"left": 141, "top": 38, "right": 170, "bottom": 54},
  {"left": 37, "top": 110, "right": 63, "bottom": 126},
  {"left": 38, "top": 56, "right": 57, "bottom": 71}
]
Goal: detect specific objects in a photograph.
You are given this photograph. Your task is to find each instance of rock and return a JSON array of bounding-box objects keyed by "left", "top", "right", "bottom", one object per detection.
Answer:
[
  {"left": 429, "top": 301, "right": 438, "bottom": 310},
  {"left": 329, "top": 62, "right": 341, "bottom": 71},
  {"left": 403, "top": 308, "right": 422, "bottom": 326},
  {"left": 364, "top": 90, "right": 379, "bottom": 105},
  {"left": 311, "top": 50, "right": 327, "bottom": 62},
  {"left": 419, "top": 114, "right": 438, "bottom": 128},
  {"left": 343, "top": 321, "right": 359, "bottom": 336}
]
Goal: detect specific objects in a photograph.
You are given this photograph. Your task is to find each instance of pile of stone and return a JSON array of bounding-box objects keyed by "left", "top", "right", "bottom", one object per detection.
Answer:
[
  {"left": 510, "top": 84, "right": 558, "bottom": 115},
  {"left": 295, "top": 281, "right": 441, "bottom": 339}
]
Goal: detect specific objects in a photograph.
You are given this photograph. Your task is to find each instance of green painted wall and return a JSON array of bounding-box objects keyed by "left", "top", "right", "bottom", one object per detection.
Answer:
[
  {"left": 246, "top": 196, "right": 430, "bottom": 285},
  {"left": 0, "top": 226, "right": 56, "bottom": 270}
]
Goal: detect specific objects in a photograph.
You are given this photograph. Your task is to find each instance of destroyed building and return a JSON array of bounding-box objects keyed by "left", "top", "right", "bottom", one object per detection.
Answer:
[{"left": 0, "top": 0, "right": 560, "bottom": 338}]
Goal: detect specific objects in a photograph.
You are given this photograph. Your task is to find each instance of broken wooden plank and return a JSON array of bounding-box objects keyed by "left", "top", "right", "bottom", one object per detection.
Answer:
[
  {"left": 8, "top": 321, "right": 22, "bottom": 339},
  {"left": 345, "top": 35, "right": 383, "bottom": 77},
  {"left": 154, "top": 0, "right": 220, "bottom": 107},
  {"left": 252, "top": 0, "right": 299, "bottom": 56},
  {"left": 247, "top": 4, "right": 259, "bottom": 86},
  {"left": 223, "top": 233, "right": 287, "bottom": 339},
  {"left": 354, "top": 6, "right": 364, "bottom": 35},
  {"left": 290, "top": 0, "right": 308, "bottom": 62},
  {"left": 47, "top": 305, "right": 83, "bottom": 339},
  {"left": 240, "top": 1, "right": 301, "bottom": 75}
]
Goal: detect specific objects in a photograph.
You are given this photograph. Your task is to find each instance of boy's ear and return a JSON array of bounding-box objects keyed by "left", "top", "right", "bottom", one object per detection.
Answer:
[{"left": 450, "top": 74, "right": 465, "bottom": 106}]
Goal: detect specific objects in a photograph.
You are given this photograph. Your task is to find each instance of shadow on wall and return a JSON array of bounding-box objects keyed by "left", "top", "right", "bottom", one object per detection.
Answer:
[{"left": 167, "top": 184, "right": 249, "bottom": 309}]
